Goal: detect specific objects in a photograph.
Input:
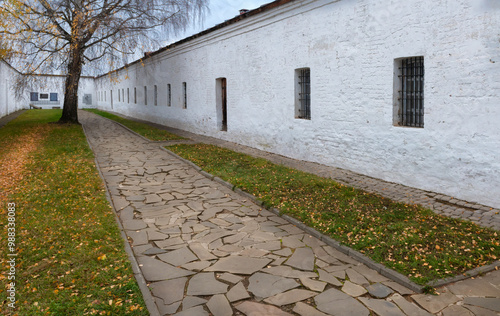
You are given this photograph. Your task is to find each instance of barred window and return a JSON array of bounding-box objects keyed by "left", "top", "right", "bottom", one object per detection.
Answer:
[
  {"left": 154, "top": 85, "right": 158, "bottom": 106},
  {"left": 167, "top": 84, "right": 171, "bottom": 107},
  {"left": 395, "top": 57, "right": 424, "bottom": 127},
  {"left": 295, "top": 68, "right": 311, "bottom": 120},
  {"left": 144, "top": 86, "right": 148, "bottom": 105},
  {"left": 183, "top": 82, "right": 187, "bottom": 109}
]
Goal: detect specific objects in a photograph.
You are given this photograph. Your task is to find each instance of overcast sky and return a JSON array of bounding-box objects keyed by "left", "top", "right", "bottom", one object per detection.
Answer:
[{"left": 170, "top": 0, "right": 272, "bottom": 42}]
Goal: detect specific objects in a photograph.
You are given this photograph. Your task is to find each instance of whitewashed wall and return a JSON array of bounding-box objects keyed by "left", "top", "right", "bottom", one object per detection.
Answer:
[
  {"left": 95, "top": 0, "right": 500, "bottom": 208},
  {"left": 0, "top": 61, "right": 25, "bottom": 117},
  {"left": 0, "top": 60, "right": 96, "bottom": 118},
  {"left": 26, "top": 76, "right": 96, "bottom": 109}
]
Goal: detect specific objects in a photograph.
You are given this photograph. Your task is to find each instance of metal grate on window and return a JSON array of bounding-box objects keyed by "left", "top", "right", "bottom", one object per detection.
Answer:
[
  {"left": 183, "top": 82, "right": 187, "bottom": 109},
  {"left": 400, "top": 57, "right": 424, "bottom": 127},
  {"left": 298, "top": 69, "right": 311, "bottom": 120},
  {"left": 167, "top": 84, "right": 171, "bottom": 106}
]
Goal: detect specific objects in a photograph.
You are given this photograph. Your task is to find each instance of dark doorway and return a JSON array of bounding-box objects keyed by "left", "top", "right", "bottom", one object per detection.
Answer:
[{"left": 216, "top": 78, "right": 227, "bottom": 131}]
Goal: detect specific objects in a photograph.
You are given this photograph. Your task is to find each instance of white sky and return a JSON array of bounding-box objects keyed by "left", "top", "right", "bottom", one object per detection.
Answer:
[{"left": 170, "top": 0, "right": 272, "bottom": 43}]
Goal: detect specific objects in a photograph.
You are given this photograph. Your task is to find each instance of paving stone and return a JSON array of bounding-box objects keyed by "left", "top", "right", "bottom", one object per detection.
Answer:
[
  {"left": 113, "top": 196, "right": 130, "bottom": 210},
  {"left": 447, "top": 277, "right": 500, "bottom": 297},
  {"left": 181, "top": 260, "right": 211, "bottom": 271},
  {"left": 281, "top": 236, "right": 306, "bottom": 248},
  {"left": 127, "top": 230, "right": 148, "bottom": 246},
  {"left": 366, "top": 282, "right": 394, "bottom": 298},
  {"left": 226, "top": 282, "right": 251, "bottom": 302},
  {"left": 463, "top": 297, "right": 500, "bottom": 312},
  {"left": 274, "top": 248, "right": 293, "bottom": 257},
  {"left": 284, "top": 247, "right": 315, "bottom": 271},
  {"left": 249, "top": 231, "right": 280, "bottom": 242},
  {"left": 261, "top": 266, "right": 317, "bottom": 279},
  {"left": 147, "top": 230, "right": 170, "bottom": 241},
  {"left": 122, "top": 219, "right": 148, "bottom": 230},
  {"left": 342, "top": 280, "right": 367, "bottom": 297},
  {"left": 323, "top": 246, "right": 359, "bottom": 265},
  {"left": 279, "top": 225, "right": 304, "bottom": 235},
  {"left": 240, "top": 248, "right": 269, "bottom": 257},
  {"left": 196, "top": 230, "right": 236, "bottom": 244},
  {"left": 207, "top": 294, "right": 233, "bottom": 316},
  {"left": 292, "top": 302, "right": 330, "bottom": 316},
  {"left": 223, "top": 232, "right": 247, "bottom": 244},
  {"left": 118, "top": 206, "right": 135, "bottom": 221},
  {"left": 346, "top": 268, "right": 369, "bottom": 286},
  {"left": 219, "top": 272, "right": 243, "bottom": 284},
  {"left": 318, "top": 269, "right": 342, "bottom": 286},
  {"left": 189, "top": 243, "right": 218, "bottom": 260},
  {"left": 441, "top": 305, "right": 474, "bottom": 316},
  {"left": 358, "top": 297, "right": 405, "bottom": 316},
  {"left": 186, "top": 272, "right": 228, "bottom": 296},
  {"left": 157, "top": 300, "right": 181, "bottom": 315},
  {"left": 158, "top": 247, "right": 198, "bottom": 266},
  {"left": 127, "top": 195, "right": 146, "bottom": 202},
  {"left": 464, "top": 304, "right": 499, "bottom": 316},
  {"left": 382, "top": 281, "right": 415, "bottom": 295},
  {"left": 300, "top": 277, "right": 326, "bottom": 292},
  {"left": 145, "top": 194, "right": 162, "bottom": 204},
  {"left": 264, "top": 289, "right": 317, "bottom": 306},
  {"left": 204, "top": 256, "right": 271, "bottom": 275},
  {"left": 235, "top": 301, "right": 294, "bottom": 316},
  {"left": 155, "top": 237, "right": 185, "bottom": 248},
  {"left": 247, "top": 272, "right": 300, "bottom": 299},
  {"left": 182, "top": 296, "right": 207, "bottom": 310},
  {"left": 173, "top": 305, "right": 209, "bottom": 316},
  {"left": 352, "top": 264, "right": 388, "bottom": 283},
  {"left": 132, "top": 244, "right": 153, "bottom": 256},
  {"left": 412, "top": 292, "right": 460, "bottom": 314},
  {"left": 252, "top": 240, "right": 282, "bottom": 251},
  {"left": 218, "top": 244, "right": 243, "bottom": 253},
  {"left": 150, "top": 277, "right": 187, "bottom": 305},
  {"left": 314, "top": 288, "right": 370, "bottom": 316},
  {"left": 329, "top": 269, "right": 346, "bottom": 280},
  {"left": 208, "top": 238, "right": 224, "bottom": 250},
  {"left": 137, "top": 257, "right": 195, "bottom": 281},
  {"left": 390, "top": 293, "right": 432, "bottom": 316}
]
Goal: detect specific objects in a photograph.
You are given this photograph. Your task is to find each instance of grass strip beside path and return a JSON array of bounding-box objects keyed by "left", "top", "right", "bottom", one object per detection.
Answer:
[
  {"left": 168, "top": 143, "right": 500, "bottom": 285},
  {"left": 0, "top": 110, "right": 147, "bottom": 315},
  {"left": 85, "top": 109, "right": 183, "bottom": 141}
]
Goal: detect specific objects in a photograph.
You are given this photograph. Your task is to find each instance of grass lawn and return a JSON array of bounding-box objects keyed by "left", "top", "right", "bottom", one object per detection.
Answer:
[
  {"left": 168, "top": 143, "right": 500, "bottom": 285},
  {"left": 0, "top": 110, "right": 147, "bottom": 315},
  {"left": 85, "top": 109, "right": 183, "bottom": 141}
]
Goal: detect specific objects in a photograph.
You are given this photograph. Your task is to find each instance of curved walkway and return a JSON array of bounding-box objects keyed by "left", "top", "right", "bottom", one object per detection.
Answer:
[{"left": 80, "top": 110, "right": 500, "bottom": 316}]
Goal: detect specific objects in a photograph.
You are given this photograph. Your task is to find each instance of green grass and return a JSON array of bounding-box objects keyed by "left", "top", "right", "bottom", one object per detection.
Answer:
[
  {"left": 85, "top": 109, "right": 183, "bottom": 141},
  {"left": 168, "top": 143, "right": 500, "bottom": 285},
  {"left": 0, "top": 110, "right": 147, "bottom": 315}
]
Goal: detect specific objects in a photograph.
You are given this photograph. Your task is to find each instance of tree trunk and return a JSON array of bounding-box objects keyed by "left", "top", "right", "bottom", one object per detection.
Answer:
[{"left": 59, "top": 45, "right": 83, "bottom": 124}]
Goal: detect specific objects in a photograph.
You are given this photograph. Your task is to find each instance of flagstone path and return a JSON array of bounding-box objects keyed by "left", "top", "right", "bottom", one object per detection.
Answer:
[{"left": 80, "top": 110, "right": 500, "bottom": 316}]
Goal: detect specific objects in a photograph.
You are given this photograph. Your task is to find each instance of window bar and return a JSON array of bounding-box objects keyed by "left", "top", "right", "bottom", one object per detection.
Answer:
[
  {"left": 298, "top": 69, "right": 311, "bottom": 120},
  {"left": 400, "top": 57, "right": 424, "bottom": 127}
]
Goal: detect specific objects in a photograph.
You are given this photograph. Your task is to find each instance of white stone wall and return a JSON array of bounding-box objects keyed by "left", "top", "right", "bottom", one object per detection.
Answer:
[
  {"left": 26, "top": 76, "right": 96, "bottom": 109},
  {"left": 0, "top": 61, "right": 26, "bottom": 117},
  {"left": 0, "top": 60, "right": 96, "bottom": 117},
  {"left": 95, "top": 0, "right": 500, "bottom": 208}
]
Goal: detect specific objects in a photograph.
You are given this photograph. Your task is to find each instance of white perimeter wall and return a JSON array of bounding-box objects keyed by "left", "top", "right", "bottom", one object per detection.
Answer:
[
  {"left": 26, "top": 76, "right": 96, "bottom": 109},
  {"left": 95, "top": 0, "right": 500, "bottom": 208},
  {"left": 0, "top": 60, "right": 96, "bottom": 117},
  {"left": 0, "top": 61, "right": 26, "bottom": 117}
]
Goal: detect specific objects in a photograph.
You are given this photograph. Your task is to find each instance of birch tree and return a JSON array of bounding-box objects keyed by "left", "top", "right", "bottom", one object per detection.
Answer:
[{"left": 0, "top": 0, "right": 207, "bottom": 123}]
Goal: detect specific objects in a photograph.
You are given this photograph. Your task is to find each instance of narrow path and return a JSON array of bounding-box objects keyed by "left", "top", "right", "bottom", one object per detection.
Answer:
[{"left": 80, "top": 110, "right": 500, "bottom": 316}]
